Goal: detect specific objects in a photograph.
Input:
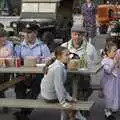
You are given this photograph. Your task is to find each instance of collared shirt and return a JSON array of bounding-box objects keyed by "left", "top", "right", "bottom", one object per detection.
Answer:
[
  {"left": 62, "top": 39, "right": 98, "bottom": 63},
  {"left": 14, "top": 39, "right": 50, "bottom": 59},
  {"left": 0, "top": 40, "right": 13, "bottom": 58}
]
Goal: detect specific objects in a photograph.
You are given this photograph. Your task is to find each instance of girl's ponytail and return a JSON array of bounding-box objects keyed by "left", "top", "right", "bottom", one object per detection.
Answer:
[
  {"left": 43, "top": 57, "right": 56, "bottom": 74},
  {"left": 43, "top": 46, "right": 68, "bottom": 74}
]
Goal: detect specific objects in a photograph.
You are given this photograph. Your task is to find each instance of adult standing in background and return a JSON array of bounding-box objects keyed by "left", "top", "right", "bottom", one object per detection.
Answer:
[{"left": 81, "top": 0, "right": 97, "bottom": 44}]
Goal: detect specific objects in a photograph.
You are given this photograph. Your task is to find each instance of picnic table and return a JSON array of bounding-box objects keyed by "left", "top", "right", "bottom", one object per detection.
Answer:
[
  {"left": 69, "top": 64, "right": 102, "bottom": 98},
  {"left": 0, "top": 63, "right": 102, "bottom": 98},
  {"left": 0, "top": 66, "right": 44, "bottom": 91},
  {"left": 0, "top": 64, "right": 102, "bottom": 117}
]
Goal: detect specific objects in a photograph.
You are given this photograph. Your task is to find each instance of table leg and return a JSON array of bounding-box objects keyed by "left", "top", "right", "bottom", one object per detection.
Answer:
[{"left": 72, "top": 75, "right": 78, "bottom": 98}]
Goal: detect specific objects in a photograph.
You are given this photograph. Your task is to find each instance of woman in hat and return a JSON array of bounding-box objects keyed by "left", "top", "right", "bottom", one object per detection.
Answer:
[{"left": 62, "top": 24, "right": 98, "bottom": 100}]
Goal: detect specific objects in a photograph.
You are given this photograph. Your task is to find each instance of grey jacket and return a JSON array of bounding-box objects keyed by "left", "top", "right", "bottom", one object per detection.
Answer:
[{"left": 41, "top": 60, "right": 72, "bottom": 104}]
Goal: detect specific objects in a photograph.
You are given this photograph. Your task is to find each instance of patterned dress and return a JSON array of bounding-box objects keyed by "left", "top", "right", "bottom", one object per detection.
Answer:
[
  {"left": 81, "top": 2, "right": 96, "bottom": 38},
  {"left": 101, "top": 57, "right": 119, "bottom": 111}
]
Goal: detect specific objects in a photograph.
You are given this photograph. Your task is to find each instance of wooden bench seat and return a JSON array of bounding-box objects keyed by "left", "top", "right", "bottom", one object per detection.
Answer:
[
  {"left": 0, "top": 98, "right": 94, "bottom": 111},
  {"left": 91, "top": 85, "right": 101, "bottom": 90},
  {"left": 0, "top": 77, "right": 24, "bottom": 91}
]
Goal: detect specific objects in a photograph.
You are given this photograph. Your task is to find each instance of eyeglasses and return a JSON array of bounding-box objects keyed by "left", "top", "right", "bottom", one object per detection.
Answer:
[{"left": 19, "top": 32, "right": 26, "bottom": 36}]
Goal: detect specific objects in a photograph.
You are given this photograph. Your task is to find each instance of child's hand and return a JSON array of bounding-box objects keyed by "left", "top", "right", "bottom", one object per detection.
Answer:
[
  {"left": 114, "top": 55, "right": 120, "bottom": 64},
  {"left": 70, "top": 98, "right": 77, "bottom": 103},
  {"left": 67, "top": 95, "right": 77, "bottom": 103},
  {"left": 115, "top": 49, "right": 120, "bottom": 62},
  {"left": 61, "top": 102, "right": 72, "bottom": 109}
]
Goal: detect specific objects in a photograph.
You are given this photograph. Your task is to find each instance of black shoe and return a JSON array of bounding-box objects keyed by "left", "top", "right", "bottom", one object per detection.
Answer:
[
  {"left": 2, "top": 107, "right": 9, "bottom": 113},
  {"left": 13, "top": 112, "right": 21, "bottom": 120},
  {"left": 13, "top": 111, "right": 30, "bottom": 120},
  {"left": 105, "top": 115, "right": 116, "bottom": 120}
]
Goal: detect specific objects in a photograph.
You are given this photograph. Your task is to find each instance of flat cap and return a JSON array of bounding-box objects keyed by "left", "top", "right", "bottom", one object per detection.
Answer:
[
  {"left": 71, "top": 25, "right": 86, "bottom": 33},
  {"left": 25, "top": 24, "right": 40, "bottom": 33}
]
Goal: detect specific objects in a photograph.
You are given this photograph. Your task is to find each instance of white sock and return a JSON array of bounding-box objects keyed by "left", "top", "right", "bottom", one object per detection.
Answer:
[
  {"left": 105, "top": 109, "right": 112, "bottom": 117},
  {"left": 88, "top": 38, "right": 92, "bottom": 43},
  {"left": 75, "top": 111, "right": 86, "bottom": 120}
]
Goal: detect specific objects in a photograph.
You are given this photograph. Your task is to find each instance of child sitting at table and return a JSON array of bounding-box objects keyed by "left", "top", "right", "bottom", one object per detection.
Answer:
[
  {"left": 101, "top": 41, "right": 119, "bottom": 120},
  {"left": 41, "top": 46, "right": 86, "bottom": 120}
]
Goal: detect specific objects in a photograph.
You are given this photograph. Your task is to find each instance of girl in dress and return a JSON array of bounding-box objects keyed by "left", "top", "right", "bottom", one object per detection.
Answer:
[{"left": 101, "top": 42, "right": 119, "bottom": 120}]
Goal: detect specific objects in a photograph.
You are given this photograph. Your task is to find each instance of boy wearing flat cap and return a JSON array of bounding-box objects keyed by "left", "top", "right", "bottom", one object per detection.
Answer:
[
  {"left": 62, "top": 25, "right": 98, "bottom": 99},
  {"left": 14, "top": 24, "right": 50, "bottom": 120},
  {"left": 15, "top": 24, "right": 50, "bottom": 58}
]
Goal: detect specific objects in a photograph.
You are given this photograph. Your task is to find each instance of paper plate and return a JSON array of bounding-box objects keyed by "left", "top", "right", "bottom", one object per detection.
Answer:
[
  {"left": 78, "top": 68, "right": 88, "bottom": 71},
  {"left": 36, "top": 64, "right": 46, "bottom": 67}
]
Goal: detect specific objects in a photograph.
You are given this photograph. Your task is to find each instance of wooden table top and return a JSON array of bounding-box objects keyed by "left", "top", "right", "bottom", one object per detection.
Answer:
[
  {"left": 0, "top": 66, "right": 44, "bottom": 73},
  {"left": 0, "top": 64, "right": 102, "bottom": 74},
  {"left": 69, "top": 64, "right": 102, "bottom": 74}
]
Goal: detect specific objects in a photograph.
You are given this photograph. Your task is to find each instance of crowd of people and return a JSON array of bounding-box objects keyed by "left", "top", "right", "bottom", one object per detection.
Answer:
[
  {"left": 0, "top": 22, "right": 98, "bottom": 120},
  {"left": 0, "top": 22, "right": 88, "bottom": 120}
]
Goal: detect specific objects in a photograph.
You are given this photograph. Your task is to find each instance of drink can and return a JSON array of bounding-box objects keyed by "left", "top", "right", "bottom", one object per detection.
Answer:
[{"left": 16, "top": 58, "right": 21, "bottom": 67}]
